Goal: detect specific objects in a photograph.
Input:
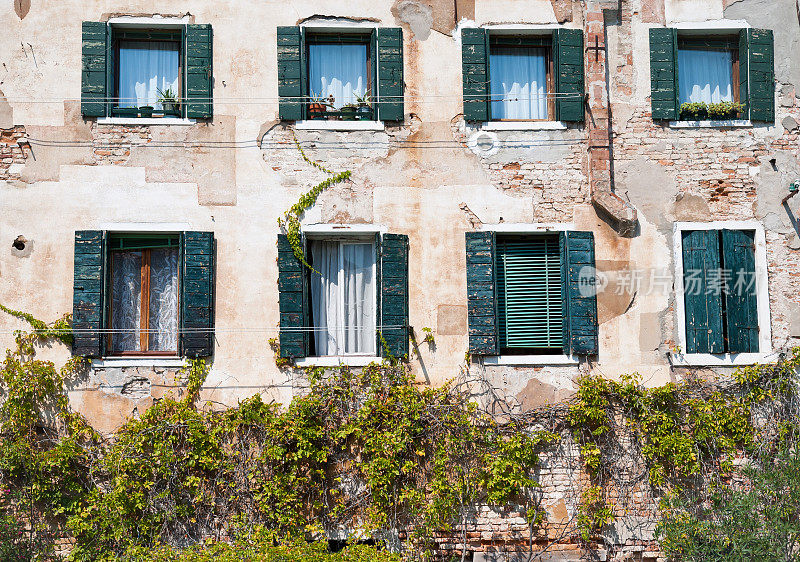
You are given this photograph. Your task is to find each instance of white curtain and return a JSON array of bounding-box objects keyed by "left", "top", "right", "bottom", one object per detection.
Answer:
[
  {"left": 148, "top": 248, "right": 179, "bottom": 351},
  {"left": 310, "top": 241, "right": 375, "bottom": 356},
  {"left": 111, "top": 251, "right": 143, "bottom": 353},
  {"left": 118, "top": 40, "right": 180, "bottom": 109},
  {"left": 490, "top": 46, "right": 548, "bottom": 120},
  {"left": 678, "top": 48, "right": 734, "bottom": 104},
  {"left": 308, "top": 43, "right": 368, "bottom": 109}
]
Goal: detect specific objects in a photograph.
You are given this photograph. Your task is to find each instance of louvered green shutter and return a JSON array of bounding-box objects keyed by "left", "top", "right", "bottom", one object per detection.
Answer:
[
  {"left": 277, "top": 235, "right": 307, "bottom": 358},
  {"left": 185, "top": 24, "right": 213, "bottom": 119},
  {"left": 562, "top": 231, "right": 599, "bottom": 355},
  {"left": 681, "top": 230, "right": 725, "bottom": 354},
  {"left": 721, "top": 230, "right": 759, "bottom": 353},
  {"left": 496, "top": 236, "right": 563, "bottom": 351},
  {"left": 81, "top": 22, "right": 108, "bottom": 117},
  {"left": 649, "top": 27, "right": 679, "bottom": 120},
  {"left": 553, "top": 28, "right": 584, "bottom": 122},
  {"left": 377, "top": 28, "right": 404, "bottom": 122},
  {"left": 380, "top": 234, "right": 409, "bottom": 359},
  {"left": 462, "top": 28, "right": 489, "bottom": 122},
  {"left": 740, "top": 28, "right": 774, "bottom": 122},
  {"left": 466, "top": 231, "right": 497, "bottom": 355},
  {"left": 181, "top": 232, "right": 215, "bottom": 357},
  {"left": 278, "top": 26, "right": 305, "bottom": 121},
  {"left": 73, "top": 230, "right": 106, "bottom": 357}
]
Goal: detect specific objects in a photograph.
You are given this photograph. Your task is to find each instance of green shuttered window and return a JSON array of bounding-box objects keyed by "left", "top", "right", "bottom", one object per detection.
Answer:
[
  {"left": 466, "top": 231, "right": 598, "bottom": 357},
  {"left": 681, "top": 229, "right": 759, "bottom": 355}
]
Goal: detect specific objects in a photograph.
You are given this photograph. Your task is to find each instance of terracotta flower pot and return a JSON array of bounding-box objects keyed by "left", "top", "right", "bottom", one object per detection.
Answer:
[{"left": 309, "top": 102, "right": 327, "bottom": 119}]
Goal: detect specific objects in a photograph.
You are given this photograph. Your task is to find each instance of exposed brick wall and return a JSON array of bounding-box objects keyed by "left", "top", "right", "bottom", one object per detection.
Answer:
[
  {"left": 0, "top": 126, "right": 27, "bottom": 180},
  {"left": 91, "top": 123, "right": 152, "bottom": 165}
]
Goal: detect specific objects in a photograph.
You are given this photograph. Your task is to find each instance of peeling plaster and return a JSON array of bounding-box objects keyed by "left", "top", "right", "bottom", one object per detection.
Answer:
[
  {"left": 13, "top": 0, "right": 30, "bottom": 20},
  {"left": 394, "top": 0, "right": 434, "bottom": 40},
  {"left": 0, "top": 90, "right": 13, "bottom": 129}
]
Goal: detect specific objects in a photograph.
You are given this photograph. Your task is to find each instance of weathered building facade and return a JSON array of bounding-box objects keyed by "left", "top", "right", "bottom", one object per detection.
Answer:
[{"left": 1, "top": 0, "right": 800, "bottom": 558}]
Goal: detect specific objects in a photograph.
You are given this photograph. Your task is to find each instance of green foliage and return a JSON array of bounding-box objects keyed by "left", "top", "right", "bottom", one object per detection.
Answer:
[
  {"left": 680, "top": 101, "right": 745, "bottom": 121},
  {"left": 576, "top": 485, "right": 614, "bottom": 542}
]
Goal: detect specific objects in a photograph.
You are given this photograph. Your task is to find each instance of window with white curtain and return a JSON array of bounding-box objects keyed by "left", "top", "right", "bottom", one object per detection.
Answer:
[
  {"left": 109, "top": 235, "right": 179, "bottom": 355},
  {"left": 307, "top": 34, "right": 371, "bottom": 114},
  {"left": 490, "top": 37, "right": 553, "bottom": 120},
  {"left": 309, "top": 239, "right": 376, "bottom": 356},
  {"left": 678, "top": 40, "right": 739, "bottom": 105},
  {"left": 114, "top": 30, "right": 181, "bottom": 112}
]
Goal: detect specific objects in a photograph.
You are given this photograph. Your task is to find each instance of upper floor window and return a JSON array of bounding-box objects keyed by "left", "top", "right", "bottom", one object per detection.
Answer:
[
  {"left": 307, "top": 33, "right": 373, "bottom": 120},
  {"left": 489, "top": 36, "right": 554, "bottom": 121},
  {"left": 115, "top": 29, "right": 182, "bottom": 117},
  {"left": 677, "top": 38, "right": 739, "bottom": 107}
]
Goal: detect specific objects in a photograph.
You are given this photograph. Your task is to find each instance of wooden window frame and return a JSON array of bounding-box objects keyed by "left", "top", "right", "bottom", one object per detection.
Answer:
[
  {"left": 677, "top": 37, "right": 740, "bottom": 105},
  {"left": 488, "top": 35, "right": 555, "bottom": 122},
  {"left": 107, "top": 236, "right": 180, "bottom": 357}
]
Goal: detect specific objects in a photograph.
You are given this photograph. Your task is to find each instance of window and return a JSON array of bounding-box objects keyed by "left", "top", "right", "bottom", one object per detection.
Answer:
[
  {"left": 308, "top": 239, "right": 376, "bottom": 356},
  {"left": 677, "top": 38, "right": 739, "bottom": 106},
  {"left": 489, "top": 36, "right": 554, "bottom": 121},
  {"left": 307, "top": 33, "right": 373, "bottom": 120},
  {"left": 108, "top": 234, "right": 180, "bottom": 355}
]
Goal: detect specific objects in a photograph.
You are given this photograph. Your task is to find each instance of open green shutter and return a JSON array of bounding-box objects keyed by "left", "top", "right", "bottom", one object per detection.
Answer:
[
  {"left": 553, "top": 28, "right": 584, "bottom": 122},
  {"left": 81, "top": 22, "right": 108, "bottom": 117},
  {"left": 721, "top": 230, "right": 759, "bottom": 353},
  {"left": 466, "top": 231, "right": 497, "bottom": 355},
  {"left": 380, "top": 233, "right": 409, "bottom": 359},
  {"left": 185, "top": 24, "right": 213, "bottom": 119},
  {"left": 278, "top": 26, "right": 304, "bottom": 121},
  {"left": 497, "top": 236, "right": 563, "bottom": 350},
  {"left": 681, "top": 230, "right": 725, "bottom": 354},
  {"left": 740, "top": 28, "right": 774, "bottom": 122},
  {"left": 73, "top": 230, "right": 106, "bottom": 356},
  {"left": 649, "top": 27, "right": 678, "bottom": 120},
  {"left": 277, "top": 235, "right": 307, "bottom": 358},
  {"left": 562, "top": 231, "right": 599, "bottom": 355},
  {"left": 377, "top": 28, "right": 404, "bottom": 121},
  {"left": 462, "top": 28, "right": 489, "bottom": 122},
  {"left": 181, "top": 232, "right": 215, "bottom": 357}
]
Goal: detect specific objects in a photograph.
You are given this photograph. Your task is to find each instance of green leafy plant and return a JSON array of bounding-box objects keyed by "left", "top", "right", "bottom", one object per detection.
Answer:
[
  {"left": 157, "top": 87, "right": 178, "bottom": 103},
  {"left": 680, "top": 101, "right": 745, "bottom": 121}
]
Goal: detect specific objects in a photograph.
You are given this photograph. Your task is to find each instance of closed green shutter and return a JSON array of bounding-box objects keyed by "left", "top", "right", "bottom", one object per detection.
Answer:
[
  {"left": 649, "top": 27, "right": 679, "bottom": 120},
  {"left": 465, "top": 231, "right": 497, "bottom": 355},
  {"left": 553, "top": 28, "right": 584, "bottom": 123},
  {"left": 73, "top": 230, "right": 106, "bottom": 357},
  {"left": 185, "top": 24, "right": 213, "bottom": 119},
  {"left": 496, "top": 236, "right": 563, "bottom": 351},
  {"left": 380, "top": 233, "right": 409, "bottom": 359},
  {"left": 81, "top": 22, "right": 108, "bottom": 117},
  {"left": 462, "top": 28, "right": 489, "bottom": 122},
  {"left": 277, "top": 234, "right": 307, "bottom": 358},
  {"left": 278, "top": 26, "right": 305, "bottom": 121},
  {"left": 721, "top": 230, "right": 759, "bottom": 353},
  {"left": 740, "top": 28, "right": 774, "bottom": 122},
  {"left": 681, "top": 230, "right": 725, "bottom": 354},
  {"left": 377, "top": 28, "right": 404, "bottom": 121},
  {"left": 562, "top": 231, "right": 599, "bottom": 355},
  {"left": 181, "top": 232, "right": 215, "bottom": 357}
]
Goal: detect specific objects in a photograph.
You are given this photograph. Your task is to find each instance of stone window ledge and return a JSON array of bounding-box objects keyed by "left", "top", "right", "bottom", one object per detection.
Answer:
[
  {"left": 97, "top": 117, "right": 196, "bottom": 126},
  {"left": 91, "top": 357, "right": 186, "bottom": 368},
  {"left": 294, "top": 356, "right": 383, "bottom": 367},
  {"left": 481, "top": 121, "right": 568, "bottom": 131},
  {"left": 295, "top": 120, "right": 384, "bottom": 131},
  {"left": 668, "top": 119, "right": 752, "bottom": 129},
  {"left": 483, "top": 354, "right": 579, "bottom": 366},
  {"left": 670, "top": 352, "right": 777, "bottom": 367}
]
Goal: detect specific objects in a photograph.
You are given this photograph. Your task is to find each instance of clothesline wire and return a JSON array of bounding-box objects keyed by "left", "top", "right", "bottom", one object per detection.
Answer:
[{"left": 1, "top": 326, "right": 408, "bottom": 334}]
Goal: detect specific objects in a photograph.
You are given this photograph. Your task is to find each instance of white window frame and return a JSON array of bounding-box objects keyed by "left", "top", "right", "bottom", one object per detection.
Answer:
[
  {"left": 478, "top": 223, "right": 579, "bottom": 366},
  {"left": 672, "top": 221, "right": 772, "bottom": 366}
]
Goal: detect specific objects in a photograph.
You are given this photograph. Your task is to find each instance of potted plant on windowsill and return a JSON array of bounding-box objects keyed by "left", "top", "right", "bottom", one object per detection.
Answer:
[
  {"left": 340, "top": 103, "right": 359, "bottom": 121},
  {"left": 355, "top": 92, "right": 372, "bottom": 120},
  {"left": 680, "top": 101, "right": 745, "bottom": 121},
  {"left": 138, "top": 106, "right": 154, "bottom": 118},
  {"left": 308, "top": 91, "right": 329, "bottom": 120},
  {"left": 157, "top": 88, "right": 180, "bottom": 116}
]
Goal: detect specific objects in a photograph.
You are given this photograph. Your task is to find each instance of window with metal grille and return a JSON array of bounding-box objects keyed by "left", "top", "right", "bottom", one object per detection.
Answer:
[{"left": 496, "top": 234, "right": 563, "bottom": 354}]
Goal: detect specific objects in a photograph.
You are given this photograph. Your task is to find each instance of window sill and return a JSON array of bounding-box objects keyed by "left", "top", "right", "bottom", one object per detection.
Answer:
[
  {"left": 97, "top": 117, "right": 197, "bottom": 126},
  {"left": 481, "top": 121, "right": 568, "bottom": 131},
  {"left": 483, "top": 354, "right": 579, "bottom": 366},
  {"left": 295, "top": 120, "right": 384, "bottom": 131},
  {"left": 670, "top": 351, "right": 777, "bottom": 367},
  {"left": 294, "top": 356, "right": 383, "bottom": 367},
  {"left": 667, "top": 119, "right": 752, "bottom": 129},
  {"left": 91, "top": 357, "right": 186, "bottom": 368}
]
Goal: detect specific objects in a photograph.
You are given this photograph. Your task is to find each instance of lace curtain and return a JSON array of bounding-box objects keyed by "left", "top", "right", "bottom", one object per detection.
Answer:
[
  {"left": 490, "top": 46, "right": 549, "bottom": 120},
  {"left": 678, "top": 48, "right": 734, "bottom": 105},
  {"left": 118, "top": 40, "right": 180, "bottom": 109},
  {"left": 308, "top": 43, "right": 368, "bottom": 109},
  {"left": 310, "top": 241, "right": 375, "bottom": 356}
]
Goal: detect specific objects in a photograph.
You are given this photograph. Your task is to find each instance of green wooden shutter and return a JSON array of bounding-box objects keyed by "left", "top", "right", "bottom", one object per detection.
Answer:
[
  {"left": 562, "top": 231, "right": 599, "bottom": 355},
  {"left": 73, "top": 230, "right": 106, "bottom": 356},
  {"left": 185, "top": 24, "right": 213, "bottom": 119},
  {"left": 380, "top": 233, "right": 409, "bottom": 359},
  {"left": 496, "top": 236, "right": 563, "bottom": 351},
  {"left": 465, "top": 231, "right": 497, "bottom": 355},
  {"left": 81, "top": 22, "right": 108, "bottom": 117},
  {"left": 681, "top": 230, "right": 725, "bottom": 354},
  {"left": 277, "top": 234, "right": 307, "bottom": 358},
  {"left": 721, "top": 230, "right": 759, "bottom": 353},
  {"left": 740, "top": 28, "right": 774, "bottom": 122},
  {"left": 278, "top": 26, "right": 304, "bottom": 121},
  {"left": 181, "top": 232, "right": 215, "bottom": 357},
  {"left": 649, "top": 27, "right": 679, "bottom": 120},
  {"left": 553, "top": 28, "right": 585, "bottom": 122},
  {"left": 462, "top": 28, "right": 489, "bottom": 122},
  {"left": 377, "top": 28, "right": 404, "bottom": 122}
]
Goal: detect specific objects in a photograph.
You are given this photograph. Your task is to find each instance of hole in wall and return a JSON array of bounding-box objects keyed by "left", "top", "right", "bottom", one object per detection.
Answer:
[
  {"left": 770, "top": 158, "right": 778, "bottom": 171},
  {"left": 12, "top": 236, "right": 26, "bottom": 251}
]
